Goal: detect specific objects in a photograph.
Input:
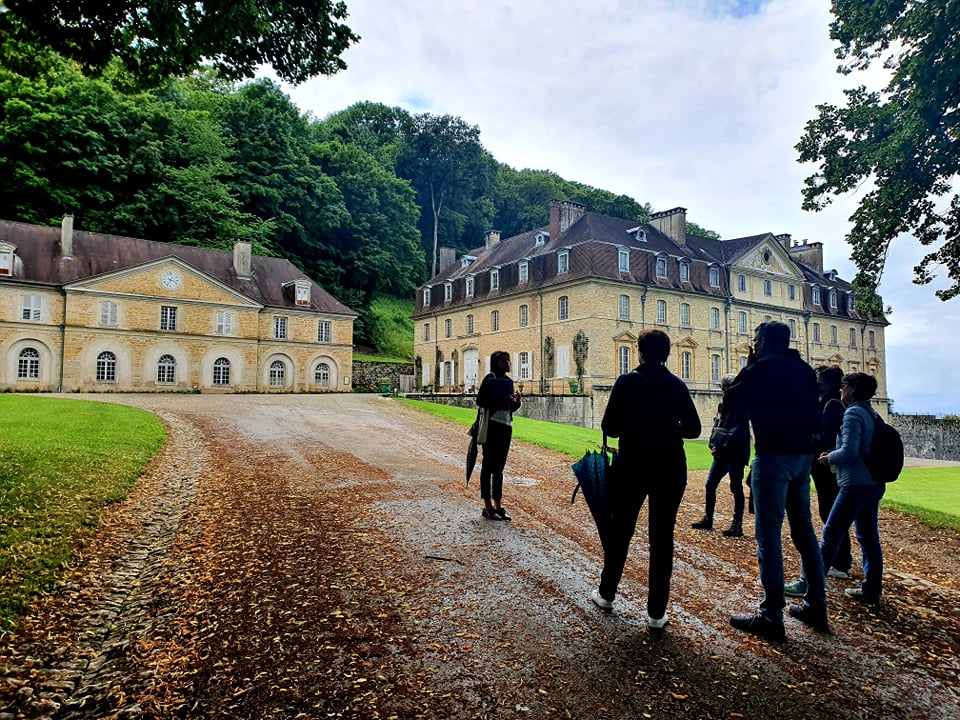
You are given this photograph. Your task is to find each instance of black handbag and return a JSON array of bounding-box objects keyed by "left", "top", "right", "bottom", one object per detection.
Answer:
[{"left": 709, "top": 424, "right": 736, "bottom": 453}]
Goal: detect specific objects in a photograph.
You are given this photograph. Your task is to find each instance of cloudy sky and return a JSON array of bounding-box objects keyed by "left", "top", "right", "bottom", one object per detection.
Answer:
[{"left": 276, "top": 0, "right": 959, "bottom": 415}]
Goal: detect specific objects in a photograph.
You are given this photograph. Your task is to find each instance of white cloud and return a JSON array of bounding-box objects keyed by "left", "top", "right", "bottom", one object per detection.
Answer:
[{"left": 277, "top": 0, "right": 960, "bottom": 415}]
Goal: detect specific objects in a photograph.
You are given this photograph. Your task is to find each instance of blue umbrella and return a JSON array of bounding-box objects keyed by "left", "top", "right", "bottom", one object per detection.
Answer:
[{"left": 571, "top": 438, "right": 616, "bottom": 543}]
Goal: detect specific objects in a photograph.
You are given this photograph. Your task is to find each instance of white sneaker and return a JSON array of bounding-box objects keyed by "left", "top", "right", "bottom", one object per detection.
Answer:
[
  {"left": 827, "top": 567, "right": 850, "bottom": 580},
  {"left": 590, "top": 589, "right": 613, "bottom": 612},
  {"left": 648, "top": 613, "right": 669, "bottom": 630}
]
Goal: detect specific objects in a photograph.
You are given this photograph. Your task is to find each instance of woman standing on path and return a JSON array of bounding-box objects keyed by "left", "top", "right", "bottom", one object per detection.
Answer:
[
  {"left": 692, "top": 374, "right": 750, "bottom": 537},
  {"left": 590, "top": 330, "right": 701, "bottom": 629},
  {"left": 476, "top": 351, "right": 522, "bottom": 521}
]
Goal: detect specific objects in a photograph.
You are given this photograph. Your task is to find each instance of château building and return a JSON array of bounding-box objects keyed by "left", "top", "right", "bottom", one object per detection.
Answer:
[
  {"left": 412, "top": 201, "right": 889, "bottom": 424},
  {"left": 0, "top": 216, "right": 356, "bottom": 393}
]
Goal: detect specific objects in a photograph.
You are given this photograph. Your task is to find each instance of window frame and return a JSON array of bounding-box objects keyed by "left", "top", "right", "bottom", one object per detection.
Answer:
[
  {"left": 738, "top": 274, "right": 747, "bottom": 292},
  {"left": 618, "top": 345, "right": 631, "bottom": 376},
  {"left": 17, "top": 347, "right": 40, "bottom": 380},
  {"left": 269, "top": 359, "right": 286, "bottom": 387},
  {"left": 813, "top": 322, "right": 821, "bottom": 343},
  {"left": 618, "top": 248, "right": 630, "bottom": 273},
  {"left": 423, "top": 323, "right": 430, "bottom": 342},
  {"left": 157, "top": 354, "right": 176, "bottom": 384},
  {"left": 680, "top": 302, "right": 690, "bottom": 327},
  {"left": 618, "top": 294, "right": 629, "bottom": 320},
  {"left": 490, "top": 268, "right": 499, "bottom": 290},
  {"left": 558, "top": 295, "right": 569, "bottom": 321},
  {"left": 315, "top": 362, "right": 330, "bottom": 388},
  {"left": 444, "top": 282, "right": 452, "bottom": 302},
  {"left": 423, "top": 287, "right": 432, "bottom": 307},
  {"left": 518, "top": 351, "right": 531, "bottom": 380},
  {"left": 215, "top": 310, "right": 234, "bottom": 335},
  {"left": 518, "top": 261, "right": 529, "bottom": 284},
  {"left": 519, "top": 304, "right": 529, "bottom": 327},
  {"left": 491, "top": 310, "right": 499, "bottom": 332},
  {"left": 273, "top": 315, "right": 288, "bottom": 340},
  {"left": 710, "top": 307, "right": 720, "bottom": 330},
  {"left": 655, "top": 256, "right": 668, "bottom": 278},
  {"left": 763, "top": 279, "right": 773, "bottom": 297},
  {"left": 99, "top": 301, "right": 118, "bottom": 327},
  {"left": 466, "top": 314, "right": 474, "bottom": 335},
  {"left": 465, "top": 276, "right": 474, "bottom": 298},
  {"left": 317, "top": 320, "right": 331, "bottom": 343},
  {"left": 96, "top": 351, "right": 117, "bottom": 382},
  {"left": 656, "top": 299, "right": 667, "bottom": 324},
  {"left": 160, "top": 305, "right": 178, "bottom": 332},
  {"left": 680, "top": 351, "right": 692, "bottom": 381},
  {"left": 679, "top": 261, "right": 690, "bottom": 283},
  {"left": 21, "top": 295, "right": 41, "bottom": 321},
  {"left": 711, "top": 353, "right": 721, "bottom": 383},
  {"left": 709, "top": 266, "right": 720, "bottom": 288},
  {"left": 213, "top": 357, "right": 231, "bottom": 386},
  {"left": 738, "top": 311, "right": 747, "bottom": 333},
  {"left": 557, "top": 249, "right": 570, "bottom": 275},
  {"left": 812, "top": 286, "right": 821, "bottom": 305},
  {"left": 444, "top": 318, "right": 452, "bottom": 338}
]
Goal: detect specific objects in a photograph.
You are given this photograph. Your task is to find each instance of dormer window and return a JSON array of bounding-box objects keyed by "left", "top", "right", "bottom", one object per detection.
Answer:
[
  {"left": 812, "top": 286, "right": 821, "bottom": 305},
  {"left": 829, "top": 289, "right": 837, "bottom": 309},
  {"left": 656, "top": 255, "right": 668, "bottom": 278},
  {"left": 679, "top": 261, "right": 690, "bottom": 283},
  {"left": 461, "top": 255, "right": 477, "bottom": 269},
  {"left": 465, "top": 276, "right": 474, "bottom": 298},
  {"left": 847, "top": 290, "right": 855, "bottom": 308},
  {"left": 626, "top": 226, "right": 646, "bottom": 242},
  {"left": 709, "top": 266, "right": 720, "bottom": 288},
  {"left": 519, "top": 261, "right": 529, "bottom": 283},
  {"left": 294, "top": 280, "right": 311, "bottom": 306},
  {"left": 444, "top": 282, "right": 452, "bottom": 302},
  {"left": 557, "top": 249, "right": 570, "bottom": 274},
  {"left": 423, "top": 287, "right": 432, "bottom": 307},
  {"left": 490, "top": 268, "right": 500, "bottom": 290},
  {"left": 0, "top": 243, "right": 13, "bottom": 276},
  {"left": 535, "top": 231, "right": 549, "bottom": 247},
  {"left": 618, "top": 248, "right": 630, "bottom": 273}
]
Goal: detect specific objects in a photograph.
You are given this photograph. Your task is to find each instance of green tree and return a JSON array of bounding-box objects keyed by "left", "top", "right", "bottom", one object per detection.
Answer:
[
  {"left": 0, "top": 0, "right": 358, "bottom": 87},
  {"left": 315, "top": 102, "right": 414, "bottom": 171},
  {"left": 797, "top": 0, "right": 960, "bottom": 308},
  {"left": 397, "top": 113, "right": 496, "bottom": 276}
]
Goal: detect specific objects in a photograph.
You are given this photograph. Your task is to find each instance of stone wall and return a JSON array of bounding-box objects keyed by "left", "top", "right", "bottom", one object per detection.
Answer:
[
  {"left": 410, "top": 392, "right": 594, "bottom": 427},
  {"left": 354, "top": 360, "right": 415, "bottom": 392},
  {"left": 891, "top": 414, "right": 960, "bottom": 461}
]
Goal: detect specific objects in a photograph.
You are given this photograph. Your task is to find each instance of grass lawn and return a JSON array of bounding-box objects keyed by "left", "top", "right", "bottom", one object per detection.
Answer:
[
  {"left": 401, "top": 399, "right": 960, "bottom": 531},
  {"left": 0, "top": 396, "right": 166, "bottom": 631}
]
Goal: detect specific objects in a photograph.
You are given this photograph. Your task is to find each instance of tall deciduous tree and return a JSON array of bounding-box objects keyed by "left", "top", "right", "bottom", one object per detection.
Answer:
[
  {"left": 0, "top": 0, "right": 358, "bottom": 87},
  {"left": 797, "top": 0, "right": 960, "bottom": 307}
]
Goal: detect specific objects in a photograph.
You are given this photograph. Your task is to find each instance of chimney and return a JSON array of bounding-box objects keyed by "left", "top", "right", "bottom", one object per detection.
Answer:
[
  {"left": 439, "top": 246, "right": 457, "bottom": 274},
  {"left": 484, "top": 230, "right": 501, "bottom": 249},
  {"left": 775, "top": 233, "right": 792, "bottom": 251},
  {"left": 649, "top": 207, "right": 687, "bottom": 246},
  {"left": 549, "top": 200, "right": 587, "bottom": 240},
  {"left": 61, "top": 214, "right": 74, "bottom": 258},
  {"left": 233, "top": 240, "right": 252, "bottom": 278},
  {"left": 788, "top": 239, "right": 823, "bottom": 275}
]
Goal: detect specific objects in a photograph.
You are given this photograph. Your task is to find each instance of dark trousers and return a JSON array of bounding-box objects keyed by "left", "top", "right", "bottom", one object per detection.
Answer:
[
  {"left": 811, "top": 460, "right": 852, "bottom": 572},
  {"left": 479, "top": 421, "right": 512, "bottom": 501},
  {"left": 599, "top": 453, "right": 687, "bottom": 619},
  {"left": 704, "top": 458, "right": 746, "bottom": 522}
]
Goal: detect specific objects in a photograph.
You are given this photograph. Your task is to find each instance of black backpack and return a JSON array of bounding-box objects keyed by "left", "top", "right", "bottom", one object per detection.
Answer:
[{"left": 864, "top": 412, "right": 904, "bottom": 484}]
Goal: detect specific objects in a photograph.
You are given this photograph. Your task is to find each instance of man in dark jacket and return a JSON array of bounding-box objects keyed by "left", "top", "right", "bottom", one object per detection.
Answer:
[
  {"left": 590, "top": 329, "right": 701, "bottom": 631},
  {"left": 725, "top": 321, "right": 829, "bottom": 641}
]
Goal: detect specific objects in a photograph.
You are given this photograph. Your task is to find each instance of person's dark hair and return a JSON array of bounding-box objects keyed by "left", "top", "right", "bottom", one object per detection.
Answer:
[
  {"left": 842, "top": 372, "right": 877, "bottom": 402},
  {"left": 816, "top": 365, "right": 844, "bottom": 392},
  {"left": 755, "top": 321, "right": 790, "bottom": 352},
  {"left": 490, "top": 350, "right": 510, "bottom": 376},
  {"left": 637, "top": 329, "right": 671, "bottom": 365}
]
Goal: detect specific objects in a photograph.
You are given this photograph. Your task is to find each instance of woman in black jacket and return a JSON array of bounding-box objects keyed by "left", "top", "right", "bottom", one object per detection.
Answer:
[
  {"left": 590, "top": 330, "right": 701, "bottom": 629},
  {"left": 476, "top": 351, "right": 522, "bottom": 520},
  {"left": 692, "top": 374, "right": 751, "bottom": 536}
]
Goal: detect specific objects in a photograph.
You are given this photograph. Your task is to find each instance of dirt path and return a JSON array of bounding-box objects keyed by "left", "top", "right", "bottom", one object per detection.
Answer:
[{"left": 1, "top": 394, "right": 958, "bottom": 719}]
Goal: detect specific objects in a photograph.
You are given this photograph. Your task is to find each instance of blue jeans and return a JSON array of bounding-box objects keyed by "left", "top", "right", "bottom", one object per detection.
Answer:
[
  {"left": 751, "top": 453, "right": 826, "bottom": 622},
  {"left": 821, "top": 484, "right": 885, "bottom": 599},
  {"left": 704, "top": 458, "right": 746, "bottom": 522}
]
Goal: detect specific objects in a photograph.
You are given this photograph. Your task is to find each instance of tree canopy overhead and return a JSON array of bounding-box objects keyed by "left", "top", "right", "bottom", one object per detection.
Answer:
[
  {"left": 797, "top": 0, "right": 960, "bottom": 308},
  {"left": 0, "top": 0, "right": 359, "bottom": 86}
]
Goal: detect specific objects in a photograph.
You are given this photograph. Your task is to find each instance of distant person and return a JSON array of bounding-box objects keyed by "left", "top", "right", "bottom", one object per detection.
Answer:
[
  {"left": 785, "top": 365, "right": 850, "bottom": 599},
  {"left": 590, "top": 329, "right": 701, "bottom": 630},
  {"left": 476, "top": 351, "right": 522, "bottom": 520},
  {"left": 818, "top": 372, "right": 885, "bottom": 605},
  {"left": 725, "top": 321, "right": 828, "bottom": 641},
  {"left": 692, "top": 374, "right": 750, "bottom": 537}
]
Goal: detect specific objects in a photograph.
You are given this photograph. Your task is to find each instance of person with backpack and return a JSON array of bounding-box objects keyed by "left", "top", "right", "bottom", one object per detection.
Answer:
[
  {"left": 817, "top": 372, "right": 886, "bottom": 604},
  {"left": 692, "top": 374, "right": 750, "bottom": 537}
]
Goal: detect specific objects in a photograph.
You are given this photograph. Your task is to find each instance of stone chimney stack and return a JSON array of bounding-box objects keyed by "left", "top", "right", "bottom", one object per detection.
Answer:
[
  {"left": 788, "top": 239, "right": 824, "bottom": 275},
  {"left": 775, "top": 233, "right": 792, "bottom": 251},
  {"left": 549, "top": 200, "right": 587, "bottom": 240},
  {"left": 484, "top": 230, "right": 501, "bottom": 249},
  {"left": 233, "top": 240, "right": 252, "bottom": 279},
  {"left": 650, "top": 207, "right": 687, "bottom": 246},
  {"left": 438, "top": 246, "right": 457, "bottom": 274},
  {"left": 61, "top": 214, "right": 74, "bottom": 258}
]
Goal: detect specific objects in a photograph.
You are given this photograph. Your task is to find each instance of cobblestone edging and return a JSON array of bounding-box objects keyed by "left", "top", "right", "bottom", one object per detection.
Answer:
[{"left": 0, "top": 410, "right": 207, "bottom": 720}]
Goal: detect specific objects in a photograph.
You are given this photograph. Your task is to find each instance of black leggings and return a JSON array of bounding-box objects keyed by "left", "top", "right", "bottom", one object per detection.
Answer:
[{"left": 479, "top": 421, "right": 512, "bottom": 501}]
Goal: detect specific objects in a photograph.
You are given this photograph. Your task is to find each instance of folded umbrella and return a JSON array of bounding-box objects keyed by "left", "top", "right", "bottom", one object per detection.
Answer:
[
  {"left": 466, "top": 434, "right": 479, "bottom": 488},
  {"left": 571, "top": 437, "right": 615, "bottom": 544}
]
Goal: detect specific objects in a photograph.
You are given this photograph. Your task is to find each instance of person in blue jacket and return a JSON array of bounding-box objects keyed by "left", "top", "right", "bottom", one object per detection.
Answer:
[{"left": 818, "top": 372, "right": 885, "bottom": 604}]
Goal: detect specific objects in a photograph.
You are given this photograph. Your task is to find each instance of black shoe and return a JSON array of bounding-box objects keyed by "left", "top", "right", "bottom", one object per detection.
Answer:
[
  {"left": 722, "top": 521, "right": 743, "bottom": 537},
  {"left": 845, "top": 588, "right": 881, "bottom": 605},
  {"left": 788, "top": 604, "right": 831, "bottom": 634},
  {"left": 494, "top": 507, "right": 511, "bottom": 521},
  {"left": 482, "top": 508, "right": 503, "bottom": 520},
  {"left": 691, "top": 515, "right": 713, "bottom": 530},
  {"left": 730, "top": 613, "right": 786, "bottom": 643}
]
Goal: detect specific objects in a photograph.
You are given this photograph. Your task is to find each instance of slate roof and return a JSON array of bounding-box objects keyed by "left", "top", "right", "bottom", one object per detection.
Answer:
[
  {"left": 0, "top": 219, "right": 356, "bottom": 316},
  {"left": 414, "top": 209, "right": 883, "bottom": 324}
]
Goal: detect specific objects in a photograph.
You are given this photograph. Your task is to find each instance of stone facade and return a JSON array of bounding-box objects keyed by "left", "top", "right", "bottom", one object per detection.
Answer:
[
  {"left": 413, "top": 202, "right": 890, "bottom": 430},
  {"left": 0, "top": 218, "right": 356, "bottom": 393}
]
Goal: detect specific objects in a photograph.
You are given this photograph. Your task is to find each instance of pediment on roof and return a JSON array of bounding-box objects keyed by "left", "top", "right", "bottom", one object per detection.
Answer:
[
  {"left": 66, "top": 257, "right": 261, "bottom": 307},
  {"left": 613, "top": 330, "right": 638, "bottom": 343},
  {"left": 866, "top": 355, "right": 882, "bottom": 366},
  {"left": 828, "top": 353, "right": 845, "bottom": 364},
  {"left": 675, "top": 335, "right": 698, "bottom": 349},
  {"left": 733, "top": 235, "right": 805, "bottom": 279}
]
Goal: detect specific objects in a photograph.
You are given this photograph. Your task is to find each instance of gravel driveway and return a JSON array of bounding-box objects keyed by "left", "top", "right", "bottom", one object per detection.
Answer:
[{"left": 1, "top": 394, "right": 958, "bottom": 719}]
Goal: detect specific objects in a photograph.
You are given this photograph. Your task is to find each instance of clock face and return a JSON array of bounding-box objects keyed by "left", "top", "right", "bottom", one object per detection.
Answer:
[{"left": 161, "top": 271, "right": 181, "bottom": 290}]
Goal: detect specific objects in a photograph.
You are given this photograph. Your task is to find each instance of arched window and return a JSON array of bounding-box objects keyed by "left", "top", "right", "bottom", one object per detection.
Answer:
[
  {"left": 157, "top": 354, "right": 176, "bottom": 384},
  {"left": 269, "top": 360, "right": 286, "bottom": 386},
  {"left": 213, "top": 357, "right": 231, "bottom": 386},
  {"left": 96, "top": 351, "right": 116, "bottom": 382},
  {"left": 315, "top": 362, "right": 330, "bottom": 388},
  {"left": 18, "top": 348, "right": 40, "bottom": 379}
]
